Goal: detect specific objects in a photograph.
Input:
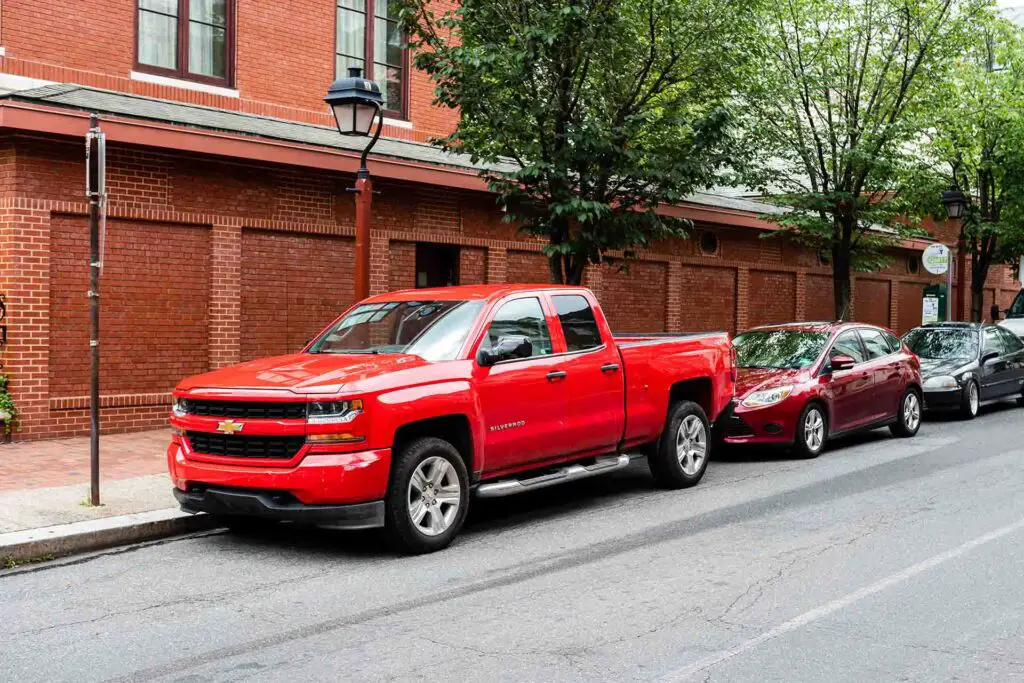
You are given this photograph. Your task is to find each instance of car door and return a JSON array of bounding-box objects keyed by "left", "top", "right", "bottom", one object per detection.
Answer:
[
  {"left": 473, "top": 295, "right": 569, "bottom": 473},
  {"left": 858, "top": 328, "right": 902, "bottom": 422},
  {"left": 979, "top": 326, "right": 1013, "bottom": 399},
  {"left": 549, "top": 292, "right": 625, "bottom": 457},
  {"left": 995, "top": 326, "right": 1024, "bottom": 397},
  {"left": 824, "top": 330, "right": 874, "bottom": 431}
]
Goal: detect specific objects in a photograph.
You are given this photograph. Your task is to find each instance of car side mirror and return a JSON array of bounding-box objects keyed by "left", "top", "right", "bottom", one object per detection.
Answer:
[
  {"left": 829, "top": 354, "right": 856, "bottom": 372},
  {"left": 981, "top": 350, "right": 1000, "bottom": 365},
  {"left": 477, "top": 335, "right": 532, "bottom": 367}
]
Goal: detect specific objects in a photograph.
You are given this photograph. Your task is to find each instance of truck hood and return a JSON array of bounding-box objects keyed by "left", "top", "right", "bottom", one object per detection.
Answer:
[
  {"left": 735, "top": 368, "right": 805, "bottom": 398},
  {"left": 176, "top": 353, "right": 431, "bottom": 396}
]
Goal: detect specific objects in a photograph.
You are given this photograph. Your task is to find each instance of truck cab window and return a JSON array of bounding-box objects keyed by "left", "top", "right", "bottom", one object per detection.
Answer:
[
  {"left": 552, "top": 295, "right": 602, "bottom": 352},
  {"left": 484, "top": 297, "right": 553, "bottom": 357}
]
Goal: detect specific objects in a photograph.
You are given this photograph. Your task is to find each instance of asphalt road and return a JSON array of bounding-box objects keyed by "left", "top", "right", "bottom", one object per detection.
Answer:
[{"left": 3, "top": 402, "right": 1024, "bottom": 682}]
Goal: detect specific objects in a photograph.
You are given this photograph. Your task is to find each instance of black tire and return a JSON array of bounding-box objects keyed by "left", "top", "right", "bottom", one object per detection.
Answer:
[
  {"left": 959, "top": 379, "right": 980, "bottom": 420},
  {"left": 384, "top": 437, "right": 470, "bottom": 555},
  {"left": 793, "top": 402, "right": 828, "bottom": 459},
  {"left": 890, "top": 387, "right": 922, "bottom": 438},
  {"left": 648, "top": 401, "right": 711, "bottom": 489},
  {"left": 215, "top": 515, "right": 277, "bottom": 535}
]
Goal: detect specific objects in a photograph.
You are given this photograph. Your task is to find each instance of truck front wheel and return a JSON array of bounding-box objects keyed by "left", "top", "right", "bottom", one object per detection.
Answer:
[
  {"left": 648, "top": 401, "right": 711, "bottom": 489},
  {"left": 384, "top": 437, "right": 470, "bottom": 554}
]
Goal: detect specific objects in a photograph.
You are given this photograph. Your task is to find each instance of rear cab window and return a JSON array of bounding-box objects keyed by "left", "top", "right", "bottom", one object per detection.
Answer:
[{"left": 552, "top": 294, "right": 603, "bottom": 352}]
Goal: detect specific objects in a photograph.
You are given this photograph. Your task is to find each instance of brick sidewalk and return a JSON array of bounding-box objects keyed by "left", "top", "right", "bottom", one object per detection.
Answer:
[{"left": 0, "top": 430, "right": 168, "bottom": 492}]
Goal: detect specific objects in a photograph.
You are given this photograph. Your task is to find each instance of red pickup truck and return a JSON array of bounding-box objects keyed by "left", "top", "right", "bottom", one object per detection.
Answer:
[{"left": 169, "top": 285, "right": 735, "bottom": 553}]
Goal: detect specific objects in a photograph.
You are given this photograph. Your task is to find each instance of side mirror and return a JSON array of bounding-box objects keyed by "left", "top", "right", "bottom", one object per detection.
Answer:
[
  {"left": 477, "top": 335, "right": 533, "bottom": 367},
  {"left": 829, "top": 354, "right": 856, "bottom": 372},
  {"left": 982, "top": 349, "right": 1000, "bottom": 365}
]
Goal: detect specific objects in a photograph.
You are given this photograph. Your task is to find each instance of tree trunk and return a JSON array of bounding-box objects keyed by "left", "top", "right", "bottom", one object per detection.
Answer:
[
  {"left": 971, "top": 257, "right": 991, "bottom": 323},
  {"left": 832, "top": 243, "right": 853, "bottom": 321}
]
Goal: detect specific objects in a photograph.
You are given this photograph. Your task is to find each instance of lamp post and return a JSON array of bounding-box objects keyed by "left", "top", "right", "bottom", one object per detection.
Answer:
[
  {"left": 325, "top": 67, "right": 384, "bottom": 302},
  {"left": 941, "top": 186, "right": 969, "bottom": 321}
]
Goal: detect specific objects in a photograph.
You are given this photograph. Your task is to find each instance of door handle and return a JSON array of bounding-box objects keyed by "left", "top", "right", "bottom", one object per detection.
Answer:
[
  {"left": 546, "top": 370, "right": 567, "bottom": 381},
  {"left": 600, "top": 363, "right": 620, "bottom": 373}
]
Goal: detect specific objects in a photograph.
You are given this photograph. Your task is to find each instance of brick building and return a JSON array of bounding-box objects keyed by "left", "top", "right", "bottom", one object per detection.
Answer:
[{"left": 0, "top": 1, "right": 1017, "bottom": 440}]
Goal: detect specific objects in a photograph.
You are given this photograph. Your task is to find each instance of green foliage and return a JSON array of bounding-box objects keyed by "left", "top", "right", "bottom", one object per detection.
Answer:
[
  {"left": 737, "top": 0, "right": 986, "bottom": 318},
  {"left": 0, "top": 374, "right": 17, "bottom": 435},
  {"left": 400, "top": 0, "right": 759, "bottom": 283},
  {"left": 918, "top": 13, "right": 1024, "bottom": 319}
]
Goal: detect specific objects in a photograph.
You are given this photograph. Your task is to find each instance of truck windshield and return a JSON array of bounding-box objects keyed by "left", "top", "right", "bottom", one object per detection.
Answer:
[
  {"left": 308, "top": 300, "right": 483, "bottom": 361},
  {"left": 1007, "top": 290, "right": 1024, "bottom": 319},
  {"left": 733, "top": 330, "right": 829, "bottom": 370},
  {"left": 902, "top": 328, "right": 978, "bottom": 360}
]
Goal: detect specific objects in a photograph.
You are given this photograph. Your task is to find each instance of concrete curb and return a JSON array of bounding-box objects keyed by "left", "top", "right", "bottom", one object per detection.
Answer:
[{"left": 0, "top": 508, "right": 222, "bottom": 563}]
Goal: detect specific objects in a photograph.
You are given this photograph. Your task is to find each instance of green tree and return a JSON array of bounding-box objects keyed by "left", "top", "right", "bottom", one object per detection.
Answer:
[
  {"left": 400, "top": 0, "right": 758, "bottom": 284},
  {"left": 922, "top": 15, "right": 1024, "bottom": 321},
  {"left": 737, "top": 0, "right": 984, "bottom": 319}
]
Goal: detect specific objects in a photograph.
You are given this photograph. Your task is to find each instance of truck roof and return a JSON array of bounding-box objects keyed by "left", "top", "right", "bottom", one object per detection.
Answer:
[{"left": 366, "top": 283, "right": 589, "bottom": 303}]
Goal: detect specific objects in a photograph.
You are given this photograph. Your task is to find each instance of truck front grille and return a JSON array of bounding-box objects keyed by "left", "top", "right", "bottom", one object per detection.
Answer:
[
  {"left": 186, "top": 432, "right": 305, "bottom": 459},
  {"left": 183, "top": 399, "right": 306, "bottom": 420}
]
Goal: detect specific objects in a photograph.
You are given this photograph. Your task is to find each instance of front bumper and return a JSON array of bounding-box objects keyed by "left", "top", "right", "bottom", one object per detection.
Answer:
[
  {"left": 173, "top": 487, "right": 384, "bottom": 529},
  {"left": 718, "top": 401, "right": 797, "bottom": 446},
  {"left": 922, "top": 387, "right": 962, "bottom": 411}
]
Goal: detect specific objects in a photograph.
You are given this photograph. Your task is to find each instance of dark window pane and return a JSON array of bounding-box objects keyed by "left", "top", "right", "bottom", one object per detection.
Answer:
[
  {"left": 376, "top": 0, "right": 402, "bottom": 21},
  {"left": 374, "top": 64, "right": 402, "bottom": 110},
  {"left": 336, "top": 55, "right": 365, "bottom": 78},
  {"left": 831, "top": 331, "right": 865, "bottom": 363},
  {"left": 553, "top": 295, "right": 602, "bottom": 352},
  {"left": 189, "top": 22, "right": 226, "bottom": 77},
  {"left": 884, "top": 333, "right": 902, "bottom": 353},
  {"left": 336, "top": 6, "right": 366, "bottom": 76},
  {"left": 139, "top": 0, "right": 178, "bottom": 14},
  {"left": 139, "top": 10, "right": 177, "bottom": 69},
  {"left": 485, "top": 298, "right": 553, "bottom": 357},
  {"left": 190, "top": 0, "right": 226, "bottom": 25},
  {"left": 983, "top": 328, "right": 1005, "bottom": 355},
  {"left": 860, "top": 329, "right": 890, "bottom": 360},
  {"left": 374, "top": 18, "right": 404, "bottom": 65},
  {"left": 338, "top": 0, "right": 363, "bottom": 9},
  {"left": 997, "top": 326, "right": 1024, "bottom": 352}
]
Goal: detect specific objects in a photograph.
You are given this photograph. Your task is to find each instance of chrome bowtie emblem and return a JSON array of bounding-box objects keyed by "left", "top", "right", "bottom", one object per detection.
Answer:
[{"left": 216, "top": 420, "right": 244, "bottom": 435}]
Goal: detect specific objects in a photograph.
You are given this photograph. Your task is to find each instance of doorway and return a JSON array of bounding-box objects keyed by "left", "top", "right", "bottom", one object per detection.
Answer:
[{"left": 415, "top": 243, "right": 460, "bottom": 288}]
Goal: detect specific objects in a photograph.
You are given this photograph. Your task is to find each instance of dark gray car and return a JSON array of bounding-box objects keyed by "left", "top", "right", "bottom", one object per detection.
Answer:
[{"left": 902, "top": 322, "right": 1024, "bottom": 419}]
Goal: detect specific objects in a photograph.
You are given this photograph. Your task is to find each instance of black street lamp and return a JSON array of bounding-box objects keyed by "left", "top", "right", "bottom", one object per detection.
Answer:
[
  {"left": 941, "top": 186, "right": 968, "bottom": 220},
  {"left": 940, "top": 185, "right": 970, "bottom": 321},
  {"left": 325, "top": 67, "right": 385, "bottom": 302}
]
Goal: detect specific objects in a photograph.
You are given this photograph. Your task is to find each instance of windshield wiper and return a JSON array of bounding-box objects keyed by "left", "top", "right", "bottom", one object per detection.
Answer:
[{"left": 319, "top": 349, "right": 380, "bottom": 355}]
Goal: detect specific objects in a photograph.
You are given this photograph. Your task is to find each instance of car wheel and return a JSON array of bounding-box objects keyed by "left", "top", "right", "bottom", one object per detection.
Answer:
[
  {"left": 959, "top": 380, "right": 979, "bottom": 420},
  {"left": 794, "top": 403, "right": 827, "bottom": 459},
  {"left": 384, "top": 437, "right": 469, "bottom": 555},
  {"left": 648, "top": 401, "right": 711, "bottom": 489},
  {"left": 890, "top": 388, "right": 922, "bottom": 438}
]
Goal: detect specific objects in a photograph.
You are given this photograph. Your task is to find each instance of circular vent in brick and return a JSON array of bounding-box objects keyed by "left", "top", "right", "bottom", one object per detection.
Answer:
[
  {"left": 907, "top": 254, "right": 921, "bottom": 274},
  {"left": 699, "top": 231, "right": 720, "bottom": 256}
]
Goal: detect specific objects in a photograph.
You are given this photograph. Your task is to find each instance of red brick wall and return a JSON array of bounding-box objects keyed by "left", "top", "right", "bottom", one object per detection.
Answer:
[
  {"left": 460, "top": 247, "right": 487, "bottom": 285},
  {"left": 601, "top": 261, "right": 668, "bottom": 333},
  {"left": 805, "top": 274, "right": 835, "bottom": 321},
  {"left": 897, "top": 282, "right": 926, "bottom": 333},
  {"left": 854, "top": 278, "right": 891, "bottom": 328},
  {"left": 507, "top": 250, "right": 550, "bottom": 284},
  {"left": 389, "top": 242, "right": 417, "bottom": 291},
  {"left": 679, "top": 265, "right": 736, "bottom": 334},
  {"left": 748, "top": 270, "right": 796, "bottom": 328},
  {"left": 48, "top": 216, "right": 211, "bottom": 396},
  {"left": 240, "top": 230, "right": 354, "bottom": 360}
]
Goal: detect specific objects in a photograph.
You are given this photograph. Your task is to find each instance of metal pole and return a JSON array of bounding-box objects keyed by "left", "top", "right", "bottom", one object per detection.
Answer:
[
  {"left": 87, "top": 115, "right": 102, "bottom": 506},
  {"left": 956, "top": 235, "right": 967, "bottom": 321},
  {"left": 947, "top": 248, "right": 954, "bottom": 322},
  {"left": 353, "top": 105, "right": 382, "bottom": 303}
]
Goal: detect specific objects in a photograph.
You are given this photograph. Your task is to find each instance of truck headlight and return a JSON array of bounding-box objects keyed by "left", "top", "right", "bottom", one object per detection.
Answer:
[
  {"left": 307, "top": 399, "right": 363, "bottom": 424},
  {"left": 923, "top": 375, "right": 958, "bottom": 390},
  {"left": 741, "top": 386, "right": 793, "bottom": 409},
  {"left": 172, "top": 397, "right": 189, "bottom": 417}
]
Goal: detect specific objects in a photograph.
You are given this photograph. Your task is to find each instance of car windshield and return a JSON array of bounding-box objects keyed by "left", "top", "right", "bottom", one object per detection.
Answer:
[
  {"left": 1007, "top": 290, "right": 1024, "bottom": 319},
  {"left": 903, "top": 328, "right": 978, "bottom": 360},
  {"left": 732, "top": 330, "right": 829, "bottom": 370},
  {"left": 308, "top": 300, "right": 484, "bottom": 361}
]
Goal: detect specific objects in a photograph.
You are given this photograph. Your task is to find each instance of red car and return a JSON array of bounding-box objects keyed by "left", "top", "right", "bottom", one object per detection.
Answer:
[
  {"left": 168, "top": 285, "right": 735, "bottom": 553},
  {"left": 724, "top": 322, "right": 922, "bottom": 458}
]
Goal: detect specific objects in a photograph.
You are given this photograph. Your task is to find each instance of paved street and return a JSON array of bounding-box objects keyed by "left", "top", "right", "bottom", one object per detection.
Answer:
[{"left": 3, "top": 404, "right": 1024, "bottom": 682}]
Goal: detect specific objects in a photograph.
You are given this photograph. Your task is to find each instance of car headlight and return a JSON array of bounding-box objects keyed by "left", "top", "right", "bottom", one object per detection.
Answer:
[
  {"left": 307, "top": 399, "right": 364, "bottom": 424},
  {"left": 923, "top": 375, "right": 959, "bottom": 390},
  {"left": 172, "top": 397, "right": 189, "bottom": 417},
  {"left": 741, "top": 386, "right": 793, "bottom": 409}
]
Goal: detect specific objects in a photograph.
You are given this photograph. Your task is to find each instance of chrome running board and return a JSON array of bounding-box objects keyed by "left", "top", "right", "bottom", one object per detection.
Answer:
[{"left": 475, "top": 454, "right": 630, "bottom": 499}]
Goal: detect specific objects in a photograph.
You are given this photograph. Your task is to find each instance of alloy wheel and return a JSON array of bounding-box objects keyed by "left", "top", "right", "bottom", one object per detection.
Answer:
[
  {"left": 407, "top": 456, "right": 461, "bottom": 537},
  {"left": 676, "top": 414, "right": 707, "bottom": 476},
  {"left": 804, "top": 408, "right": 825, "bottom": 452},
  {"left": 969, "top": 382, "right": 979, "bottom": 415},
  {"left": 904, "top": 392, "right": 921, "bottom": 432}
]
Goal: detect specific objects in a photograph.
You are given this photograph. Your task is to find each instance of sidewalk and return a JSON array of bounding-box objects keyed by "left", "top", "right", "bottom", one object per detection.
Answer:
[{"left": 0, "top": 430, "right": 174, "bottom": 534}]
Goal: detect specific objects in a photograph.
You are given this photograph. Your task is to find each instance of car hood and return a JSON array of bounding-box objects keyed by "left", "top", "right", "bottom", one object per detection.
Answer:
[
  {"left": 917, "top": 356, "right": 975, "bottom": 379},
  {"left": 735, "top": 368, "right": 806, "bottom": 397},
  {"left": 176, "top": 353, "right": 432, "bottom": 396}
]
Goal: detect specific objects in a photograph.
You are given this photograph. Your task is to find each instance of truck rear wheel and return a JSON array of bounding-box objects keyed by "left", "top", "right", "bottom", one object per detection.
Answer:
[
  {"left": 384, "top": 437, "right": 470, "bottom": 554},
  {"left": 648, "top": 401, "right": 711, "bottom": 489}
]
